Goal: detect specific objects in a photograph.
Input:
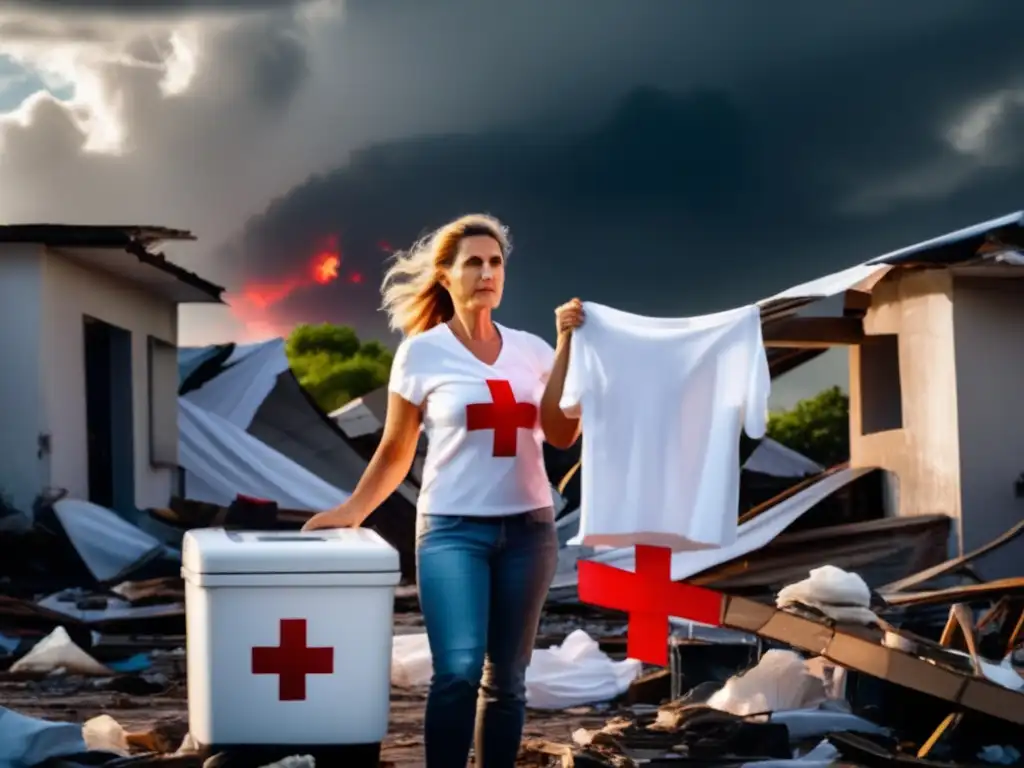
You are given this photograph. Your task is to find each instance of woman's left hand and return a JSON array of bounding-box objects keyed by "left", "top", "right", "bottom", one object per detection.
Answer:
[{"left": 555, "top": 298, "right": 586, "bottom": 338}]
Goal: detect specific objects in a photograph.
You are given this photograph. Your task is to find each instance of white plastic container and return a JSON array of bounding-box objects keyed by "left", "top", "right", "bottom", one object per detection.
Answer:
[{"left": 181, "top": 527, "right": 401, "bottom": 753}]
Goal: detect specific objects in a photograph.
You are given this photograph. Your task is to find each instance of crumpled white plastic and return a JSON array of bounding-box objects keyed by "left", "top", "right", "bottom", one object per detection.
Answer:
[
  {"left": 9, "top": 626, "right": 112, "bottom": 677},
  {"left": 525, "top": 630, "right": 643, "bottom": 710},
  {"left": 259, "top": 757, "right": 315, "bottom": 768},
  {"left": 776, "top": 565, "right": 879, "bottom": 625},
  {"left": 391, "top": 629, "right": 642, "bottom": 710},
  {"left": 82, "top": 715, "right": 130, "bottom": 756},
  {"left": 778, "top": 565, "right": 870, "bottom": 608},
  {"left": 391, "top": 634, "right": 434, "bottom": 689},
  {"left": 707, "top": 650, "right": 827, "bottom": 716}
]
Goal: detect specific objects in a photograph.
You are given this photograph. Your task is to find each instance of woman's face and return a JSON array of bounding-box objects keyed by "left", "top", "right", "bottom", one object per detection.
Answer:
[{"left": 442, "top": 234, "right": 505, "bottom": 312}]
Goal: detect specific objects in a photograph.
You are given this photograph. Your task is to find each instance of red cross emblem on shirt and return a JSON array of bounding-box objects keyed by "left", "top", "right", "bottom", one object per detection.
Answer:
[
  {"left": 466, "top": 379, "right": 538, "bottom": 457},
  {"left": 251, "top": 618, "right": 334, "bottom": 701},
  {"left": 578, "top": 545, "right": 724, "bottom": 666}
]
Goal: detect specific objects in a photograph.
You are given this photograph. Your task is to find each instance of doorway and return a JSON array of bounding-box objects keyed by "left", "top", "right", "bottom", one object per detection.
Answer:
[{"left": 83, "top": 317, "right": 135, "bottom": 513}]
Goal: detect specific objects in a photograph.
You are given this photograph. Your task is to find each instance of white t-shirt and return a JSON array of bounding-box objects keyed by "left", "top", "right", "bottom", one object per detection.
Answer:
[
  {"left": 389, "top": 322, "right": 556, "bottom": 517},
  {"left": 560, "top": 302, "right": 770, "bottom": 551}
]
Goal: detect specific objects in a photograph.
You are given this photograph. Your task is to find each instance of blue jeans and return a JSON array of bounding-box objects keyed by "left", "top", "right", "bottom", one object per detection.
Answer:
[{"left": 416, "top": 510, "right": 559, "bottom": 768}]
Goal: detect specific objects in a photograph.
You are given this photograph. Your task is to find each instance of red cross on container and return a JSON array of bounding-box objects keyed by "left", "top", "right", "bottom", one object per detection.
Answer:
[
  {"left": 577, "top": 545, "right": 724, "bottom": 666},
  {"left": 251, "top": 618, "right": 334, "bottom": 701},
  {"left": 465, "top": 379, "right": 538, "bottom": 457}
]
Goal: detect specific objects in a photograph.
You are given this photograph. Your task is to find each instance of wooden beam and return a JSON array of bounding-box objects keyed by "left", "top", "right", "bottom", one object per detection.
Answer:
[
  {"left": 763, "top": 317, "right": 864, "bottom": 348},
  {"left": 844, "top": 289, "right": 873, "bottom": 313}
]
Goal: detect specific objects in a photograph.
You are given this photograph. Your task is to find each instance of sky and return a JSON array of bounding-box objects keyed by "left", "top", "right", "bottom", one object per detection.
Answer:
[{"left": 2, "top": 0, "right": 1024, "bottom": 408}]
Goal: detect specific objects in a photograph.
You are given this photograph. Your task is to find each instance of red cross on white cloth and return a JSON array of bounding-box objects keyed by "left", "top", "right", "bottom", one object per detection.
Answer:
[{"left": 465, "top": 379, "right": 538, "bottom": 457}]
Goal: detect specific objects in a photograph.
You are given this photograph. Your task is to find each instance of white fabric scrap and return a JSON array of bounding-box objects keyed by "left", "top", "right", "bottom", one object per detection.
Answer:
[
  {"left": 707, "top": 650, "right": 827, "bottom": 716},
  {"left": 391, "top": 629, "right": 642, "bottom": 710},
  {"left": 526, "top": 630, "right": 643, "bottom": 710},
  {"left": 778, "top": 565, "right": 870, "bottom": 608},
  {"left": 9, "top": 626, "right": 112, "bottom": 677},
  {"left": 82, "top": 715, "right": 130, "bottom": 755},
  {"left": 259, "top": 757, "right": 315, "bottom": 768},
  {"left": 777, "top": 565, "right": 879, "bottom": 626}
]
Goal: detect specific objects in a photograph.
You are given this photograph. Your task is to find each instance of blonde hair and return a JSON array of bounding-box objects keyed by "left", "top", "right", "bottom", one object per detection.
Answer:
[{"left": 380, "top": 213, "right": 511, "bottom": 337}]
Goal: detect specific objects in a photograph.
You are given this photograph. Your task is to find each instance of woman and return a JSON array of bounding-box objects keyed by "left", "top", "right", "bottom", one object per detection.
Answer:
[{"left": 302, "top": 213, "right": 584, "bottom": 767}]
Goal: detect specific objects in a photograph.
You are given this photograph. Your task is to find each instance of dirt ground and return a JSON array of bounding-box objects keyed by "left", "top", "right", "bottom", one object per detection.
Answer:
[
  {"left": 1, "top": 671, "right": 612, "bottom": 766},
  {"left": 1, "top": 606, "right": 628, "bottom": 765}
]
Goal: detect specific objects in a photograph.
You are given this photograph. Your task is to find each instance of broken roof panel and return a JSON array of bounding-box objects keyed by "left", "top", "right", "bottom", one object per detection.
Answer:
[
  {"left": 760, "top": 262, "right": 890, "bottom": 308},
  {"left": 865, "top": 210, "right": 1024, "bottom": 266},
  {"left": 550, "top": 466, "right": 877, "bottom": 590},
  {"left": 0, "top": 224, "right": 195, "bottom": 248},
  {"left": 756, "top": 210, "right": 1024, "bottom": 336},
  {"left": 0, "top": 223, "right": 224, "bottom": 303}
]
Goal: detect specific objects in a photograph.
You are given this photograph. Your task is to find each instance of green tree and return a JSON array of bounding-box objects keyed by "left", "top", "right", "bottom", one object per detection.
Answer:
[
  {"left": 359, "top": 340, "right": 391, "bottom": 361},
  {"left": 286, "top": 323, "right": 393, "bottom": 413},
  {"left": 286, "top": 323, "right": 361, "bottom": 359},
  {"left": 766, "top": 386, "right": 850, "bottom": 467}
]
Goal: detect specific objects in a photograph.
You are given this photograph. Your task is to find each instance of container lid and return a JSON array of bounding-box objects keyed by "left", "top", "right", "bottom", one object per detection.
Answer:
[{"left": 181, "top": 527, "right": 400, "bottom": 575}]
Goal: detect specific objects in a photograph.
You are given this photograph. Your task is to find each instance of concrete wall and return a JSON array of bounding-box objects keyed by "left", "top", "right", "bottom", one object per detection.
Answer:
[
  {"left": 850, "top": 268, "right": 1024, "bottom": 577},
  {"left": 952, "top": 276, "right": 1024, "bottom": 579},
  {"left": 849, "top": 269, "right": 963, "bottom": 553},
  {"left": 0, "top": 244, "right": 47, "bottom": 511},
  {"left": 40, "top": 249, "right": 179, "bottom": 511}
]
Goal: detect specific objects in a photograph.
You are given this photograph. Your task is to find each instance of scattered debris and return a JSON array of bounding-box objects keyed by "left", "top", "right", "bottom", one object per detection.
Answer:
[
  {"left": 9, "top": 626, "right": 113, "bottom": 677},
  {"left": 392, "top": 629, "right": 643, "bottom": 710},
  {"left": 5, "top": 485, "right": 1024, "bottom": 765}
]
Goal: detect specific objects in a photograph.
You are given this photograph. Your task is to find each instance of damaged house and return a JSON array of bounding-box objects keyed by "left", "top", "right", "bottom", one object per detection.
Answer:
[
  {"left": 763, "top": 210, "right": 1024, "bottom": 580},
  {"left": 0, "top": 225, "right": 224, "bottom": 518}
]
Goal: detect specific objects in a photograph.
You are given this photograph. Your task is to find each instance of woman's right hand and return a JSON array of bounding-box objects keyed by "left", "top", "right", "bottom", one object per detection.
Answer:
[
  {"left": 554, "top": 297, "right": 585, "bottom": 339},
  {"left": 301, "top": 502, "right": 363, "bottom": 531}
]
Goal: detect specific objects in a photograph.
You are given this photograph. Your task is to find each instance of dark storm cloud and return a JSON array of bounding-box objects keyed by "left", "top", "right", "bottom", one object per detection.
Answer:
[
  {"left": 220, "top": 0, "right": 1024, "bottom": 345},
  {"left": 214, "top": 14, "right": 309, "bottom": 110}
]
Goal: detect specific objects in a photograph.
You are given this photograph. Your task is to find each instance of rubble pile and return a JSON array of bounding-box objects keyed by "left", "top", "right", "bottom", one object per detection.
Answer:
[
  {"left": 0, "top": 492, "right": 643, "bottom": 766},
  {"left": 2, "top": 488, "right": 1024, "bottom": 766},
  {"left": 519, "top": 562, "right": 1024, "bottom": 767}
]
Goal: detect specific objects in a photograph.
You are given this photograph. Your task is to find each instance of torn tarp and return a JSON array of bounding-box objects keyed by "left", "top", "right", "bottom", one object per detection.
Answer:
[
  {"left": 35, "top": 499, "right": 177, "bottom": 586},
  {"left": 178, "top": 398, "right": 349, "bottom": 511},
  {"left": 0, "top": 706, "right": 89, "bottom": 767},
  {"left": 552, "top": 466, "right": 876, "bottom": 590},
  {"left": 392, "top": 629, "right": 642, "bottom": 710}
]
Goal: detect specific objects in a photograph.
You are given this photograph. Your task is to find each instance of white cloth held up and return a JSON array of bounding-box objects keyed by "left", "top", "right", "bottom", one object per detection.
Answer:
[{"left": 561, "top": 302, "right": 770, "bottom": 551}]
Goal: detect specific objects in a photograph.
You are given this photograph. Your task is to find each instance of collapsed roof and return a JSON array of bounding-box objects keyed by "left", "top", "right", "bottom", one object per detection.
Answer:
[
  {"left": 756, "top": 209, "right": 1024, "bottom": 375},
  {"left": 177, "top": 339, "right": 418, "bottom": 574}
]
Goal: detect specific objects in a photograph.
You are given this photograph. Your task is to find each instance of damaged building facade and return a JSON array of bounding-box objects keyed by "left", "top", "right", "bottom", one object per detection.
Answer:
[
  {"left": 0, "top": 226, "right": 224, "bottom": 516},
  {"left": 850, "top": 262, "right": 1024, "bottom": 579},
  {"left": 761, "top": 211, "right": 1024, "bottom": 581}
]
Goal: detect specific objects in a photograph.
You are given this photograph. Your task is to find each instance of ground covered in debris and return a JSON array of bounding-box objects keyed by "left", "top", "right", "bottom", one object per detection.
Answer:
[
  {"left": 1, "top": 672, "right": 617, "bottom": 765},
  {"left": 0, "top": 596, "right": 633, "bottom": 766},
  {"left": 7, "top": 495, "right": 1024, "bottom": 767}
]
